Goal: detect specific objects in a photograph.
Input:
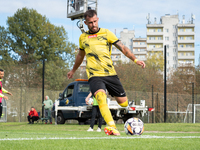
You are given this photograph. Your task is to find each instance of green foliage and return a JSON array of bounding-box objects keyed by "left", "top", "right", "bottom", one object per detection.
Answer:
[
  {"left": 146, "top": 51, "right": 164, "bottom": 71},
  {"left": 7, "top": 7, "right": 76, "bottom": 64},
  {"left": 0, "top": 26, "right": 15, "bottom": 67},
  {"left": 115, "top": 61, "right": 163, "bottom": 93}
]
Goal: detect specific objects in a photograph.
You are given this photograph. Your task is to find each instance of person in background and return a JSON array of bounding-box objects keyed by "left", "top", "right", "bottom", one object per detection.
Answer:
[
  {"left": 27, "top": 107, "right": 39, "bottom": 124},
  {"left": 85, "top": 92, "right": 103, "bottom": 132},
  {"left": 42, "top": 96, "right": 53, "bottom": 124},
  {"left": 0, "top": 69, "right": 13, "bottom": 118}
]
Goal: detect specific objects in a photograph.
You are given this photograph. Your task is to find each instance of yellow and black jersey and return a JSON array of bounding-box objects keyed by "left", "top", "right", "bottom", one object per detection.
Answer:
[{"left": 79, "top": 28, "right": 119, "bottom": 79}]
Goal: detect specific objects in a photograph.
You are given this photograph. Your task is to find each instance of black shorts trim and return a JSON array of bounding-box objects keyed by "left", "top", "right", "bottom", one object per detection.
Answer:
[{"left": 88, "top": 75, "right": 126, "bottom": 97}]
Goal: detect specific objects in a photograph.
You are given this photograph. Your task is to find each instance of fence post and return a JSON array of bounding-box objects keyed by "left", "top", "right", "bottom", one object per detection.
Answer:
[
  {"left": 192, "top": 82, "right": 194, "bottom": 123},
  {"left": 152, "top": 85, "right": 154, "bottom": 123},
  {"left": 164, "top": 45, "right": 167, "bottom": 123},
  {"left": 42, "top": 59, "right": 45, "bottom": 118}
]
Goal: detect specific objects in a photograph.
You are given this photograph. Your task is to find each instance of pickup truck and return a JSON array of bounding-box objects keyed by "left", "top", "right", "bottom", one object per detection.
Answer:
[{"left": 52, "top": 79, "right": 148, "bottom": 124}]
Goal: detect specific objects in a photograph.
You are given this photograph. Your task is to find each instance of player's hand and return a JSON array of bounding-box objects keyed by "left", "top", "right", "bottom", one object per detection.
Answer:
[
  {"left": 67, "top": 70, "right": 75, "bottom": 79},
  {"left": 3, "top": 96, "right": 8, "bottom": 100},
  {"left": 136, "top": 60, "right": 145, "bottom": 69},
  {"left": 85, "top": 99, "right": 89, "bottom": 105},
  {"left": 7, "top": 92, "right": 13, "bottom": 96}
]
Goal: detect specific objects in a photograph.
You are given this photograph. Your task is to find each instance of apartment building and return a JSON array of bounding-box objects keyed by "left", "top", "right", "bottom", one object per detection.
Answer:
[
  {"left": 132, "top": 37, "right": 147, "bottom": 61},
  {"left": 146, "top": 14, "right": 195, "bottom": 73}
]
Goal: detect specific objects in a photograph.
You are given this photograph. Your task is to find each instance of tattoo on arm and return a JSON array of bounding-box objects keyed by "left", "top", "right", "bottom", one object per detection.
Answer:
[
  {"left": 114, "top": 41, "right": 124, "bottom": 52},
  {"left": 114, "top": 41, "right": 136, "bottom": 61}
]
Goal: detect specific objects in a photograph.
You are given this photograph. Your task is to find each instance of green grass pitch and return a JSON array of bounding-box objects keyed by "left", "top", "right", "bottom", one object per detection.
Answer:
[{"left": 0, "top": 122, "right": 200, "bottom": 150}]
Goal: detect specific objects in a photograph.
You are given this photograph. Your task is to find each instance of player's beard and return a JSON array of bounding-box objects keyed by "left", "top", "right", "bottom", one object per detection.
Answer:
[{"left": 89, "top": 26, "right": 99, "bottom": 33}]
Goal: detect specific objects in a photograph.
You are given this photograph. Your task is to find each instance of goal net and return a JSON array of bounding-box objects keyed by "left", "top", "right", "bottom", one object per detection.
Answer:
[{"left": 184, "top": 104, "right": 200, "bottom": 123}]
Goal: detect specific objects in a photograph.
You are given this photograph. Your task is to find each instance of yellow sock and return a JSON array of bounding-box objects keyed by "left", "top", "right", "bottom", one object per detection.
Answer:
[
  {"left": 95, "top": 92, "right": 116, "bottom": 128},
  {"left": 118, "top": 99, "right": 128, "bottom": 107}
]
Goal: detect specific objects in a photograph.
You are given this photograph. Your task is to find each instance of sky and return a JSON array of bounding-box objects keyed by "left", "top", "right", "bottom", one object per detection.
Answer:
[{"left": 0, "top": 0, "right": 199, "bottom": 65}]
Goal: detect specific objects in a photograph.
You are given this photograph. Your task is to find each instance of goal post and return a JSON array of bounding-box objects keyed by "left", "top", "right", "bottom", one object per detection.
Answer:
[{"left": 184, "top": 104, "right": 200, "bottom": 123}]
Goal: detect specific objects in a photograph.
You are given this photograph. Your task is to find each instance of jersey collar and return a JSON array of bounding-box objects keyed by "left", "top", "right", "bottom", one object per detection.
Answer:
[{"left": 88, "top": 28, "right": 100, "bottom": 34}]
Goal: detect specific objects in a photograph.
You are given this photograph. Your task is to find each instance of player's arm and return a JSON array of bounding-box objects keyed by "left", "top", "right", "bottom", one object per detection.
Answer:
[
  {"left": 85, "top": 92, "right": 92, "bottom": 103},
  {"left": 2, "top": 88, "right": 13, "bottom": 96},
  {"left": 67, "top": 49, "right": 85, "bottom": 79},
  {"left": 114, "top": 41, "right": 145, "bottom": 68}
]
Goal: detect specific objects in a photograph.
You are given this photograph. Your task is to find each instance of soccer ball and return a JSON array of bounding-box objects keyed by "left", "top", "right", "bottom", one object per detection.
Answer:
[
  {"left": 87, "top": 98, "right": 93, "bottom": 105},
  {"left": 124, "top": 117, "right": 144, "bottom": 135}
]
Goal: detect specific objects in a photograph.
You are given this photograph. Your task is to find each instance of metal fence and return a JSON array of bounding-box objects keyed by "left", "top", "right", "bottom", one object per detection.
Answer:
[{"left": 1, "top": 61, "right": 199, "bottom": 123}]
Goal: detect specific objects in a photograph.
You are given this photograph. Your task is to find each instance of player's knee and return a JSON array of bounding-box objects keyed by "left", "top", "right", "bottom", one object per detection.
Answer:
[
  {"left": 95, "top": 91, "right": 107, "bottom": 106},
  {"left": 118, "top": 100, "right": 128, "bottom": 107}
]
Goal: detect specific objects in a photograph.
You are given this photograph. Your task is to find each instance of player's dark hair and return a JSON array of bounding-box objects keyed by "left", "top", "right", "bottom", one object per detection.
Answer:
[
  {"left": 31, "top": 106, "right": 34, "bottom": 108},
  {"left": 84, "top": 9, "right": 97, "bottom": 20},
  {"left": 0, "top": 69, "right": 4, "bottom": 72}
]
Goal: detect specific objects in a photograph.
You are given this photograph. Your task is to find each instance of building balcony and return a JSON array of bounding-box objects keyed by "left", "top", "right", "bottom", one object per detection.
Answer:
[
  {"left": 147, "top": 32, "right": 163, "bottom": 36},
  {"left": 133, "top": 44, "right": 146, "bottom": 47},
  {"left": 178, "top": 40, "right": 195, "bottom": 43},
  {"left": 178, "top": 55, "right": 195, "bottom": 59},
  {"left": 133, "top": 51, "right": 147, "bottom": 55},
  {"left": 147, "top": 47, "right": 163, "bottom": 51},
  {"left": 178, "top": 47, "right": 195, "bottom": 51},
  {"left": 178, "top": 32, "right": 195, "bottom": 36},
  {"left": 147, "top": 40, "right": 163, "bottom": 43}
]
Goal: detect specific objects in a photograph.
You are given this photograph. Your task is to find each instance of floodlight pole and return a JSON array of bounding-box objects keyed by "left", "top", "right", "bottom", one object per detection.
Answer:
[
  {"left": 164, "top": 45, "right": 167, "bottom": 123},
  {"left": 192, "top": 82, "right": 194, "bottom": 123}
]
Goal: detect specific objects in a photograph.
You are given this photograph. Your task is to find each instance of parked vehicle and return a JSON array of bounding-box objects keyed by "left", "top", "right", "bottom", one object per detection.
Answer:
[{"left": 52, "top": 79, "right": 148, "bottom": 124}]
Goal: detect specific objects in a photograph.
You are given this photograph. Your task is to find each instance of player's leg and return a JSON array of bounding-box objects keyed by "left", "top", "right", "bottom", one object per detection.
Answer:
[
  {"left": 44, "top": 109, "right": 48, "bottom": 124},
  {"left": 105, "top": 75, "right": 128, "bottom": 108},
  {"left": 0, "top": 103, "right": 2, "bottom": 118},
  {"left": 89, "top": 77, "right": 117, "bottom": 128},
  {"left": 97, "top": 106, "right": 103, "bottom": 130},
  {"left": 115, "top": 96, "right": 128, "bottom": 107},
  {"left": 88, "top": 106, "right": 97, "bottom": 131}
]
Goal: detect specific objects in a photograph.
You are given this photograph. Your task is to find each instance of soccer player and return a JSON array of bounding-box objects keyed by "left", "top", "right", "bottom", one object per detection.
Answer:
[
  {"left": 0, "top": 69, "right": 13, "bottom": 118},
  {"left": 67, "top": 10, "right": 145, "bottom": 136}
]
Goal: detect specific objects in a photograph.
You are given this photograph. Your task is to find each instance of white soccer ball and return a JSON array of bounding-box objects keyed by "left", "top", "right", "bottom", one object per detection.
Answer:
[
  {"left": 124, "top": 117, "right": 144, "bottom": 135},
  {"left": 87, "top": 98, "right": 93, "bottom": 105}
]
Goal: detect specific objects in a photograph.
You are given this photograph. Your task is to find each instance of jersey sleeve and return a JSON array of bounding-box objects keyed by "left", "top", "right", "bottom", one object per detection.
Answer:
[
  {"left": 107, "top": 29, "right": 119, "bottom": 44},
  {"left": 2, "top": 88, "right": 8, "bottom": 93},
  {"left": 0, "top": 93, "right": 4, "bottom": 97},
  {"left": 79, "top": 35, "right": 84, "bottom": 51}
]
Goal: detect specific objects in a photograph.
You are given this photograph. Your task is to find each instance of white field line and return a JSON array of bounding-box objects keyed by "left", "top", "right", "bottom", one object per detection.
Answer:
[{"left": 1, "top": 135, "right": 200, "bottom": 141}]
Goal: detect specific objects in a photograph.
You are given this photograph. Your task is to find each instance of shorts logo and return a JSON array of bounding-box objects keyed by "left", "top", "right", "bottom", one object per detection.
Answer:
[{"left": 88, "top": 34, "right": 97, "bottom": 38}]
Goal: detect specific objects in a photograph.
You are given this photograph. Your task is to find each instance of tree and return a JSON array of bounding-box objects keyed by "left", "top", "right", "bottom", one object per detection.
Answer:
[
  {"left": 7, "top": 7, "right": 76, "bottom": 64},
  {"left": 0, "top": 26, "right": 14, "bottom": 67},
  {"left": 145, "top": 51, "right": 164, "bottom": 72},
  {"left": 4, "top": 7, "right": 77, "bottom": 90}
]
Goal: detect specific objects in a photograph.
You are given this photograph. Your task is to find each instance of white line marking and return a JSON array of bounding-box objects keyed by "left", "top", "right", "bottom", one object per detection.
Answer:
[{"left": 1, "top": 135, "right": 200, "bottom": 141}]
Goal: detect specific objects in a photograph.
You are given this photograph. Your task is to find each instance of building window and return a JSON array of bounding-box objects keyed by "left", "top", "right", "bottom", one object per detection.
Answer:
[
  {"left": 140, "top": 49, "right": 146, "bottom": 52},
  {"left": 149, "top": 29, "right": 155, "bottom": 32},
  {"left": 165, "top": 29, "right": 169, "bottom": 32},
  {"left": 157, "top": 29, "right": 162, "bottom": 32},
  {"left": 179, "top": 29, "right": 184, "bottom": 32},
  {"left": 185, "top": 28, "right": 193, "bottom": 32},
  {"left": 173, "top": 41, "right": 176, "bottom": 45},
  {"left": 158, "top": 37, "right": 162, "bottom": 40},
  {"left": 173, "top": 48, "right": 176, "bottom": 52},
  {"left": 165, "top": 37, "right": 169, "bottom": 41},
  {"left": 140, "top": 42, "right": 146, "bottom": 45},
  {"left": 134, "top": 42, "right": 138, "bottom": 45},
  {"left": 173, "top": 56, "right": 177, "bottom": 60},
  {"left": 186, "top": 36, "right": 193, "bottom": 40},
  {"left": 179, "top": 37, "right": 184, "bottom": 40},
  {"left": 173, "top": 64, "right": 176, "bottom": 68},
  {"left": 179, "top": 45, "right": 184, "bottom": 48},
  {"left": 173, "top": 33, "right": 176, "bottom": 37},
  {"left": 173, "top": 25, "right": 176, "bottom": 29},
  {"left": 149, "top": 45, "right": 156, "bottom": 48},
  {"left": 166, "top": 45, "right": 169, "bottom": 49},
  {"left": 149, "top": 37, "right": 155, "bottom": 40},
  {"left": 186, "top": 44, "right": 193, "bottom": 48}
]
